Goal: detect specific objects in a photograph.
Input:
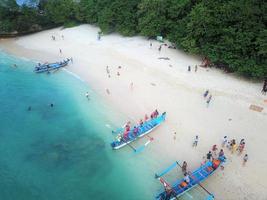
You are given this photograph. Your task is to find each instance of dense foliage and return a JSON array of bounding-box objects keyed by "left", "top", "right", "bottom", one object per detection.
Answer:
[{"left": 0, "top": 0, "right": 266, "bottom": 79}]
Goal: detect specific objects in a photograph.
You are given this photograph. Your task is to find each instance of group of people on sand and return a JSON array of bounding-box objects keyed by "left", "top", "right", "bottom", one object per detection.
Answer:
[
  {"left": 262, "top": 79, "right": 267, "bottom": 95},
  {"left": 223, "top": 136, "right": 248, "bottom": 165},
  {"left": 203, "top": 89, "right": 212, "bottom": 107},
  {"left": 187, "top": 65, "right": 198, "bottom": 72},
  {"left": 51, "top": 34, "right": 64, "bottom": 41},
  {"left": 205, "top": 136, "right": 248, "bottom": 167},
  {"left": 106, "top": 65, "right": 122, "bottom": 78}
]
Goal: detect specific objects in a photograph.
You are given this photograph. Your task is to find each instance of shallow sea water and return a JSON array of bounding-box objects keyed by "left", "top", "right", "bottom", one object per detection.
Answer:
[{"left": 0, "top": 51, "right": 209, "bottom": 200}]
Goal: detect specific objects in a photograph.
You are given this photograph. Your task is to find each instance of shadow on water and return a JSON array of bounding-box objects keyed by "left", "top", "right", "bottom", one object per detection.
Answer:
[
  {"left": 26, "top": 133, "right": 109, "bottom": 174},
  {"left": 0, "top": 163, "right": 44, "bottom": 200}
]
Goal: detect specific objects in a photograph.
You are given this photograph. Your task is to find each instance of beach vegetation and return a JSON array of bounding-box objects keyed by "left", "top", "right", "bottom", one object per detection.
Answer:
[{"left": 0, "top": 0, "right": 266, "bottom": 79}]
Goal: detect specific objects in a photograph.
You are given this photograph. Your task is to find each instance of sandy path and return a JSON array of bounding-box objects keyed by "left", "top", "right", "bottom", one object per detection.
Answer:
[{"left": 1, "top": 25, "right": 267, "bottom": 200}]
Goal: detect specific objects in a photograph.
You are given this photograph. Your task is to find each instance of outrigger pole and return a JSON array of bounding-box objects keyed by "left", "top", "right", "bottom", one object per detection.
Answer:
[
  {"left": 158, "top": 177, "right": 179, "bottom": 200},
  {"left": 176, "top": 161, "right": 214, "bottom": 198}
]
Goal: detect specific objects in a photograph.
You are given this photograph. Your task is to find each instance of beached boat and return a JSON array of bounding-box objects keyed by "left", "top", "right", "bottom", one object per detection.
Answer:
[
  {"left": 34, "top": 59, "right": 70, "bottom": 73},
  {"left": 155, "top": 157, "right": 225, "bottom": 200},
  {"left": 111, "top": 112, "right": 166, "bottom": 150}
]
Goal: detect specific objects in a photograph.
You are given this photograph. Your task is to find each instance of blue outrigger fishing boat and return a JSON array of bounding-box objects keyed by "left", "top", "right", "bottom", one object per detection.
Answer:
[
  {"left": 34, "top": 59, "right": 70, "bottom": 73},
  {"left": 111, "top": 112, "right": 166, "bottom": 150},
  {"left": 155, "top": 156, "right": 226, "bottom": 200}
]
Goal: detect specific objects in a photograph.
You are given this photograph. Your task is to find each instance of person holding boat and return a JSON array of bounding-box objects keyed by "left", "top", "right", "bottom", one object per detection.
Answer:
[
  {"left": 180, "top": 172, "right": 190, "bottom": 187},
  {"left": 133, "top": 126, "right": 139, "bottom": 136},
  {"left": 184, "top": 173, "right": 190, "bottom": 184},
  {"left": 144, "top": 114, "right": 149, "bottom": 121}
]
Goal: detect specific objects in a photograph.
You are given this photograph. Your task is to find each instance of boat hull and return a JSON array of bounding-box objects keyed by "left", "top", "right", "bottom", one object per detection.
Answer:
[
  {"left": 111, "top": 112, "right": 166, "bottom": 150},
  {"left": 156, "top": 159, "right": 224, "bottom": 200},
  {"left": 34, "top": 60, "right": 69, "bottom": 73}
]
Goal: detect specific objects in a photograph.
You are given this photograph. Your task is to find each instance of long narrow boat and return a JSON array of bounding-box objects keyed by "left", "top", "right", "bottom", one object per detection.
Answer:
[
  {"left": 111, "top": 112, "right": 166, "bottom": 150},
  {"left": 34, "top": 59, "right": 70, "bottom": 73},
  {"left": 156, "top": 157, "right": 225, "bottom": 200}
]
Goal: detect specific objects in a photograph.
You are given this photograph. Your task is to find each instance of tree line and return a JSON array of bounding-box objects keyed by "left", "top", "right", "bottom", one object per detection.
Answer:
[{"left": 0, "top": 0, "right": 266, "bottom": 79}]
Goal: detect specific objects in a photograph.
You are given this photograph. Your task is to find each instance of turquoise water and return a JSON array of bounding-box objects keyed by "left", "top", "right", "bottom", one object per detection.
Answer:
[
  {"left": 0, "top": 51, "right": 156, "bottom": 200},
  {"left": 0, "top": 51, "right": 210, "bottom": 200}
]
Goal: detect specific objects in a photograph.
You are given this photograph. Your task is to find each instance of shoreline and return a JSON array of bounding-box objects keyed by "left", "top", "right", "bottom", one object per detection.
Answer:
[{"left": 1, "top": 24, "right": 267, "bottom": 200}]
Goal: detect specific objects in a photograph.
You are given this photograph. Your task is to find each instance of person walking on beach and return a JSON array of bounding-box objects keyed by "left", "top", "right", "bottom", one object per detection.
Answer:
[
  {"left": 130, "top": 82, "right": 134, "bottom": 90},
  {"left": 238, "top": 139, "right": 245, "bottom": 154},
  {"left": 70, "top": 57, "right": 73, "bottom": 64},
  {"left": 222, "top": 136, "right": 228, "bottom": 147},
  {"left": 106, "top": 66, "right": 110, "bottom": 74},
  {"left": 203, "top": 90, "right": 209, "bottom": 98},
  {"left": 195, "top": 65, "right": 198, "bottom": 72},
  {"left": 61, "top": 35, "right": 64, "bottom": 40},
  {"left": 193, "top": 135, "right": 199, "bottom": 147},
  {"left": 97, "top": 31, "right": 101, "bottom": 41},
  {"left": 106, "top": 89, "right": 110, "bottom": 95},
  {"left": 206, "top": 95, "right": 212, "bottom": 107},
  {"left": 182, "top": 161, "right": 187, "bottom": 173},
  {"left": 188, "top": 65, "right": 191, "bottom": 72},
  {"left": 158, "top": 45, "right": 162, "bottom": 52},
  {"left": 243, "top": 154, "right": 248, "bottom": 166},
  {"left": 261, "top": 79, "right": 267, "bottom": 95},
  {"left": 59, "top": 49, "right": 62, "bottom": 54},
  {"left": 150, "top": 42, "right": 152, "bottom": 49}
]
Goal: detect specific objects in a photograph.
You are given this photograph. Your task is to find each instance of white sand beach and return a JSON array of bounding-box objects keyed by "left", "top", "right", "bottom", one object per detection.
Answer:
[{"left": 1, "top": 25, "right": 267, "bottom": 200}]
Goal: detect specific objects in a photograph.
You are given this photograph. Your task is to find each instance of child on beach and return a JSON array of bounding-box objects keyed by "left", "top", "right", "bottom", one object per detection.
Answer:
[
  {"left": 238, "top": 140, "right": 245, "bottom": 154},
  {"left": 219, "top": 149, "right": 224, "bottom": 157},
  {"left": 222, "top": 136, "right": 228, "bottom": 147},
  {"left": 192, "top": 135, "right": 199, "bottom": 147},
  {"left": 243, "top": 154, "right": 248, "bottom": 166}
]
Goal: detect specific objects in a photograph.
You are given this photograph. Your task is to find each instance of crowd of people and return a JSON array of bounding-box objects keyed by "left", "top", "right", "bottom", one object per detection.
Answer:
[
  {"left": 194, "top": 136, "right": 248, "bottom": 167},
  {"left": 115, "top": 110, "right": 160, "bottom": 142}
]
